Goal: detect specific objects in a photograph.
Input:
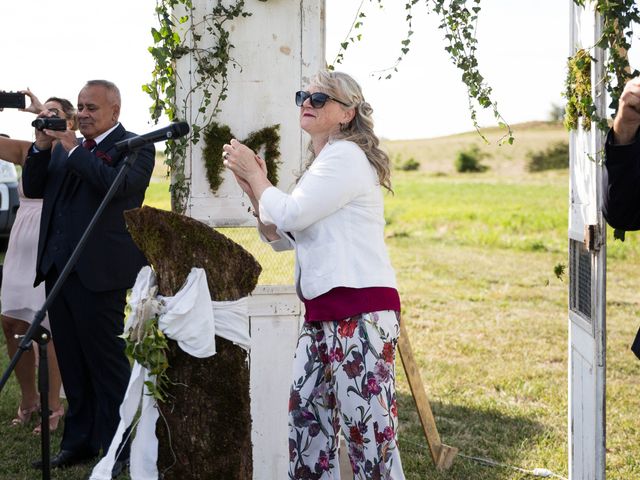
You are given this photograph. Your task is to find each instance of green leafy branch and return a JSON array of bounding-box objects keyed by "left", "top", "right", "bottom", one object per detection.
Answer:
[
  {"left": 123, "top": 314, "right": 172, "bottom": 402},
  {"left": 144, "top": 0, "right": 254, "bottom": 212},
  {"left": 431, "top": 0, "right": 512, "bottom": 144},
  {"left": 331, "top": 0, "right": 513, "bottom": 145},
  {"left": 564, "top": 49, "right": 602, "bottom": 131},
  {"left": 566, "top": 0, "right": 640, "bottom": 133}
]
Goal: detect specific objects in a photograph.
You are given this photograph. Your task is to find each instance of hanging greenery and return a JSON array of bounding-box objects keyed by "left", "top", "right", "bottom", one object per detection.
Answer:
[
  {"left": 144, "top": 0, "right": 254, "bottom": 212},
  {"left": 333, "top": 1, "right": 640, "bottom": 140},
  {"left": 331, "top": 0, "right": 513, "bottom": 145},
  {"left": 146, "top": 0, "right": 640, "bottom": 195},
  {"left": 202, "top": 122, "right": 281, "bottom": 194},
  {"left": 123, "top": 312, "right": 172, "bottom": 402},
  {"left": 565, "top": 0, "right": 640, "bottom": 132},
  {"left": 564, "top": 49, "right": 599, "bottom": 131}
]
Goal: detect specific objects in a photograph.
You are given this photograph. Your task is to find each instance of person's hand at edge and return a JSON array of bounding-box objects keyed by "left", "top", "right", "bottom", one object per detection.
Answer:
[
  {"left": 613, "top": 76, "right": 640, "bottom": 145},
  {"left": 19, "top": 88, "right": 45, "bottom": 115}
]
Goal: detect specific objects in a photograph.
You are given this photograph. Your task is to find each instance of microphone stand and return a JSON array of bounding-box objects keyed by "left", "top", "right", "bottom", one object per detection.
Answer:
[{"left": 0, "top": 149, "right": 140, "bottom": 480}]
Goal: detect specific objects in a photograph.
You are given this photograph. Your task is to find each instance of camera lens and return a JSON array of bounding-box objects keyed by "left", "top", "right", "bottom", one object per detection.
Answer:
[{"left": 31, "top": 118, "right": 46, "bottom": 130}]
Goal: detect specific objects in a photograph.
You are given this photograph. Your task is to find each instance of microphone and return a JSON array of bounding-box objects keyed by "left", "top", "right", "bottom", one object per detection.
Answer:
[{"left": 114, "top": 121, "right": 190, "bottom": 152}]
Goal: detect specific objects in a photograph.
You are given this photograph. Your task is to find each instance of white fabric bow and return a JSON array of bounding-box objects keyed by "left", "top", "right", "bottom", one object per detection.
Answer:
[{"left": 90, "top": 266, "right": 250, "bottom": 479}]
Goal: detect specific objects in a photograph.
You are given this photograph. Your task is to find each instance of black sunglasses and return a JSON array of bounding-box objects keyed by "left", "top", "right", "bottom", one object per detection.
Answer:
[{"left": 295, "top": 90, "right": 349, "bottom": 109}]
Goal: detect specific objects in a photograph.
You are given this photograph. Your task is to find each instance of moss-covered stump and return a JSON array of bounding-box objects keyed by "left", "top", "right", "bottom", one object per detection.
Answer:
[{"left": 124, "top": 206, "right": 262, "bottom": 480}]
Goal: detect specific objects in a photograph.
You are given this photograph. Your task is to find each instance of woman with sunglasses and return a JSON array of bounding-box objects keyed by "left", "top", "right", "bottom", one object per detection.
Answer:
[
  {"left": 0, "top": 90, "right": 76, "bottom": 434},
  {"left": 224, "top": 70, "right": 405, "bottom": 479}
]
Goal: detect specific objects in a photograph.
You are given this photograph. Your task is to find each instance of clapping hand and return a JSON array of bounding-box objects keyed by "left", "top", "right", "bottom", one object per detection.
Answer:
[{"left": 223, "top": 139, "right": 269, "bottom": 199}]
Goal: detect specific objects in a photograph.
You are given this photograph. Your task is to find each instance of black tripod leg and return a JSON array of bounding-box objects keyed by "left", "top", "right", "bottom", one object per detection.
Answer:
[{"left": 34, "top": 329, "right": 51, "bottom": 480}]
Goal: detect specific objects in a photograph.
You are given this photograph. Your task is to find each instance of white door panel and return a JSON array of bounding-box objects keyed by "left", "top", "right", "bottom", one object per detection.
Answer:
[{"left": 568, "top": 2, "right": 607, "bottom": 479}]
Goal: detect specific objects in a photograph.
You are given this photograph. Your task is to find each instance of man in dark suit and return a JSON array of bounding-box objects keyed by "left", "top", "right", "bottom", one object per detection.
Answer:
[
  {"left": 602, "top": 75, "right": 640, "bottom": 360},
  {"left": 23, "top": 80, "right": 154, "bottom": 476}
]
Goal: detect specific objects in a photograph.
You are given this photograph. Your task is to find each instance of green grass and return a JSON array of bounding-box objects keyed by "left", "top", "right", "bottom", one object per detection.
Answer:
[{"left": 2, "top": 125, "right": 640, "bottom": 478}]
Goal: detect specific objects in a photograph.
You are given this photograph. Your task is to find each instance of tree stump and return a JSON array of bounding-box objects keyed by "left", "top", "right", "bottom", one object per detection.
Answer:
[{"left": 124, "top": 206, "right": 261, "bottom": 480}]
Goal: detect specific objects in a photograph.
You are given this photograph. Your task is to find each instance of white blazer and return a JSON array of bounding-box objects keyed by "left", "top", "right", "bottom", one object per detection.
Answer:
[{"left": 259, "top": 139, "right": 397, "bottom": 300}]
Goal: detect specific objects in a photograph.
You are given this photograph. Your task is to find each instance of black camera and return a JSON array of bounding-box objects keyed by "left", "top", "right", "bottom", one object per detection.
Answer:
[
  {"left": 31, "top": 116, "right": 67, "bottom": 131},
  {"left": 0, "top": 91, "right": 26, "bottom": 109}
]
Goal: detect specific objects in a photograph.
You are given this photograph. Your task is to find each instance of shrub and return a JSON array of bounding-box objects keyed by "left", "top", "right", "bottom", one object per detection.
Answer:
[
  {"left": 455, "top": 145, "right": 489, "bottom": 173},
  {"left": 397, "top": 156, "right": 420, "bottom": 171},
  {"left": 526, "top": 141, "right": 569, "bottom": 172},
  {"left": 392, "top": 154, "right": 421, "bottom": 171}
]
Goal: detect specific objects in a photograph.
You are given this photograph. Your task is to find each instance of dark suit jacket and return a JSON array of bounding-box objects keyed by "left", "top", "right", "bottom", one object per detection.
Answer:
[
  {"left": 602, "top": 128, "right": 640, "bottom": 359},
  {"left": 602, "top": 129, "right": 640, "bottom": 230},
  {"left": 22, "top": 123, "right": 155, "bottom": 292}
]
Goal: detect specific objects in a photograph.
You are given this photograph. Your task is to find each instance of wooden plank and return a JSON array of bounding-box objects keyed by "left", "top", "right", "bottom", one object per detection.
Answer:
[
  {"left": 398, "top": 321, "right": 457, "bottom": 470},
  {"left": 250, "top": 314, "right": 303, "bottom": 479},
  {"left": 249, "top": 285, "right": 301, "bottom": 317}
]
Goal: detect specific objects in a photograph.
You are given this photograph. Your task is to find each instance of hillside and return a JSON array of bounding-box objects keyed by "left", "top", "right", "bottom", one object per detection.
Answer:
[{"left": 383, "top": 121, "right": 568, "bottom": 176}]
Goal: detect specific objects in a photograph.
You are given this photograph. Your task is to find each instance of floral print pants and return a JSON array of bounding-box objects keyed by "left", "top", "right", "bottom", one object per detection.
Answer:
[{"left": 288, "top": 311, "right": 405, "bottom": 480}]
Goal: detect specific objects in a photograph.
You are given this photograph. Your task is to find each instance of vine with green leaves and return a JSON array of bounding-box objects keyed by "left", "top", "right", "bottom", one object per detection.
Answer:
[
  {"left": 144, "top": 0, "right": 255, "bottom": 212},
  {"left": 564, "top": 0, "right": 640, "bottom": 134},
  {"left": 333, "top": 0, "right": 639, "bottom": 145},
  {"left": 331, "top": 0, "right": 513, "bottom": 144},
  {"left": 564, "top": 1, "right": 639, "bottom": 242},
  {"left": 140, "top": 0, "right": 264, "bottom": 392},
  {"left": 564, "top": 49, "right": 599, "bottom": 131},
  {"left": 123, "top": 311, "right": 171, "bottom": 402}
]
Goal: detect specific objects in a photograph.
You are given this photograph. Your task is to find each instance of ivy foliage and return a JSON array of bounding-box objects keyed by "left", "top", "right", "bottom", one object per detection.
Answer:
[
  {"left": 564, "top": 49, "right": 599, "bottom": 131},
  {"left": 565, "top": 0, "right": 640, "bottom": 132},
  {"left": 144, "top": 0, "right": 253, "bottom": 211},
  {"left": 331, "top": 0, "right": 513, "bottom": 144},
  {"left": 202, "top": 123, "right": 281, "bottom": 194},
  {"left": 333, "top": 1, "right": 639, "bottom": 141},
  {"left": 123, "top": 313, "right": 172, "bottom": 402},
  {"left": 146, "top": 0, "right": 640, "bottom": 201}
]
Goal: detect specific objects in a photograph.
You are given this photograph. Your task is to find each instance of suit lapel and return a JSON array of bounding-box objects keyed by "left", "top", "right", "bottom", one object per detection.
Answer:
[{"left": 96, "top": 124, "right": 127, "bottom": 162}]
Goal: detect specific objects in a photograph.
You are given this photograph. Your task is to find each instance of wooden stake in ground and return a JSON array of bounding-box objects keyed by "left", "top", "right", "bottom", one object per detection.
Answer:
[
  {"left": 397, "top": 321, "right": 458, "bottom": 470},
  {"left": 125, "top": 206, "right": 262, "bottom": 480}
]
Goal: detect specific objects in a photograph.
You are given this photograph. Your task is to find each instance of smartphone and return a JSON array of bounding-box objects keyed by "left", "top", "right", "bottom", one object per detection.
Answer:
[{"left": 0, "top": 92, "right": 26, "bottom": 109}]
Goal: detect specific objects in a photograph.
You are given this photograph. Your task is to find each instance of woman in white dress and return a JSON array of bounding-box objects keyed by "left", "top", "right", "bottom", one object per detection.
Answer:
[{"left": 0, "top": 91, "right": 77, "bottom": 433}]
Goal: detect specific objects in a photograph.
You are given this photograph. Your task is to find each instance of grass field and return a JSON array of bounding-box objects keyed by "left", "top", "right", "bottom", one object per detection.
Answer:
[{"left": 1, "top": 122, "right": 639, "bottom": 479}]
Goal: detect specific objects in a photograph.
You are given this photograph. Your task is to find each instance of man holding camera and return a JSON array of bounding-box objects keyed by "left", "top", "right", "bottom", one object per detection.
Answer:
[{"left": 23, "top": 79, "right": 154, "bottom": 477}]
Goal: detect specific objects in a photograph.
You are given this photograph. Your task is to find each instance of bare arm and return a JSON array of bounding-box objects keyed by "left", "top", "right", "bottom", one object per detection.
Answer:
[{"left": 0, "top": 136, "right": 31, "bottom": 166}]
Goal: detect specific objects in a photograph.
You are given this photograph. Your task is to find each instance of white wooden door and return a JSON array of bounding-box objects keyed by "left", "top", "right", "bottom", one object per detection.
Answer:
[
  {"left": 173, "top": 2, "right": 324, "bottom": 478},
  {"left": 568, "top": 3, "right": 607, "bottom": 479},
  {"left": 176, "top": 0, "right": 325, "bottom": 227}
]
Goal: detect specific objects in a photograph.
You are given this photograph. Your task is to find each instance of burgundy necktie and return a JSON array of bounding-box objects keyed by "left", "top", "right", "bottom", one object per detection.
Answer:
[{"left": 82, "top": 139, "right": 96, "bottom": 150}]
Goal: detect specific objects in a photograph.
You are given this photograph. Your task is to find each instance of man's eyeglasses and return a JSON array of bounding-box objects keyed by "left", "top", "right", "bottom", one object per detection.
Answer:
[{"left": 295, "top": 90, "right": 349, "bottom": 109}]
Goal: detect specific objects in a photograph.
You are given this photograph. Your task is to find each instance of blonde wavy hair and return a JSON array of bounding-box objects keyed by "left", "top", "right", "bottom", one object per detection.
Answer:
[{"left": 302, "top": 70, "right": 392, "bottom": 192}]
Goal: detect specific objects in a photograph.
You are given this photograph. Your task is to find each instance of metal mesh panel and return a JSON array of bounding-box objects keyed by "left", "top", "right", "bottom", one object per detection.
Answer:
[
  {"left": 570, "top": 239, "right": 592, "bottom": 321},
  {"left": 216, "top": 227, "right": 294, "bottom": 285}
]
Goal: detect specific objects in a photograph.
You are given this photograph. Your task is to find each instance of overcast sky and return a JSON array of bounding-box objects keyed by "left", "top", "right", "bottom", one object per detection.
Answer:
[{"left": 0, "top": 0, "right": 622, "bottom": 142}]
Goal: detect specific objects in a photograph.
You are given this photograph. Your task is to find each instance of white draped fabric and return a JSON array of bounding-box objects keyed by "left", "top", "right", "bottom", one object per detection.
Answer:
[{"left": 90, "top": 266, "right": 250, "bottom": 479}]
